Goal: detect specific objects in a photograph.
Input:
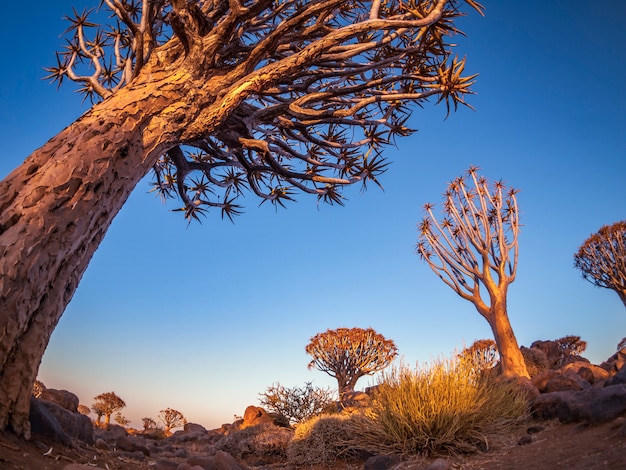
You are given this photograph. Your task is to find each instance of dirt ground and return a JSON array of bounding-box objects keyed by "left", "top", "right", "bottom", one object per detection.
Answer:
[{"left": 1, "top": 418, "right": 625, "bottom": 469}]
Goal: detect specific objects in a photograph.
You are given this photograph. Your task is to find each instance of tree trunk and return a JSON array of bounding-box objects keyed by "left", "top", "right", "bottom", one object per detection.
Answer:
[
  {"left": 0, "top": 49, "right": 201, "bottom": 437},
  {"left": 487, "top": 299, "right": 529, "bottom": 379}
]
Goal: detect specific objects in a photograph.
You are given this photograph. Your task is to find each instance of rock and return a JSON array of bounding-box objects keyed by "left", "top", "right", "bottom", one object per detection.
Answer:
[
  {"left": 183, "top": 422, "right": 207, "bottom": 434},
  {"left": 98, "top": 424, "right": 127, "bottom": 441},
  {"left": 532, "top": 384, "right": 626, "bottom": 423},
  {"left": 214, "top": 450, "right": 249, "bottom": 470},
  {"left": 605, "top": 365, "right": 626, "bottom": 386},
  {"left": 521, "top": 346, "right": 549, "bottom": 377},
  {"left": 530, "top": 340, "right": 563, "bottom": 368},
  {"left": 39, "top": 389, "right": 79, "bottom": 413},
  {"left": 341, "top": 391, "right": 371, "bottom": 408},
  {"left": 599, "top": 349, "right": 626, "bottom": 373},
  {"left": 116, "top": 435, "right": 150, "bottom": 455},
  {"left": 95, "top": 438, "right": 110, "bottom": 450},
  {"left": 426, "top": 458, "right": 451, "bottom": 470},
  {"left": 63, "top": 465, "right": 97, "bottom": 470},
  {"left": 526, "top": 425, "right": 545, "bottom": 434},
  {"left": 38, "top": 399, "right": 94, "bottom": 445},
  {"left": 241, "top": 406, "right": 274, "bottom": 429},
  {"left": 364, "top": 454, "right": 401, "bottom": 470},
  {"left": 532, "top": 369, "right": 559, "bottom": 392},
  {"left": 29, "top": 397, "right": 73, "bottom": 447},
  {"left": 545, "top": 370, "right": 591, "bottom": 392},
  {"left": 152, "top": 460, "right": 179, "bottom": 470},
  {"left": 517, "top": 435, "right": 533, "bottom": 445}
]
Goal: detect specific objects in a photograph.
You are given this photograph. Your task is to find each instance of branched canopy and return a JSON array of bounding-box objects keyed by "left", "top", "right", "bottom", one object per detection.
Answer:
[
  {"left": 417, "top": 166, "right": 520, "bottom": 318},
  {"left": 574, "top": 220, "right": 626, "bottom": 308},
  {"left": 306, "top": 327, "right": 397, "bottom": 395},
  {"left": 158, "top": 407, "right": 186, "bottom": 432},
  {"left": 459, "top": 338, "right": 499, "bottom": 372},
  {"left": 46, "top": 0, "right": 482, "bottom": 221},
  {"left": 92, "top": 391, "right": 126, "bottom": 423}
]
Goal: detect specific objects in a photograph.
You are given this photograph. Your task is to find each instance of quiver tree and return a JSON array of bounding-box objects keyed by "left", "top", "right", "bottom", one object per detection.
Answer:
[
  {"left": 0, "top": 0, "right": 482, "bottom": 438},
  {"left": 142, "top": 417, "right": 157, "bottom": 430},
  {"left": 306, "top": 327, "right": 398, "bottom": 399},
  {"left": 92, "top": 392, "right": 126, "bottom": 427},
  {"left": 574, "top": 220, "right": 626, "bottom": 307},
  {"left": 417, "top": 167, "right": 529, "bottom": 378},
  {"left": 459, "top": 338, "right": 499, "bottom": 373},
  {"left": 158, "top": 407, "right": 186, "bottom": 434}
]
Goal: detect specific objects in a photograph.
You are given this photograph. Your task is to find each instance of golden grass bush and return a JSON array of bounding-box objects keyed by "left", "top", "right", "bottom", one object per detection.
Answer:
[
  {"left": 287, "top": 413, "right": 367, "bottom": 466},
  {"left": 349, "top": 356, "right": 529, "bottom": 456}
]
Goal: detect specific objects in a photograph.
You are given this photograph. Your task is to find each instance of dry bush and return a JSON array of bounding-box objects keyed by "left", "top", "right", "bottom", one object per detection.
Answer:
[
  {"left": 349, "top": 356, "right": 528, "bottom": 456},
  {"left": 287, "top": 413, "right": 366, "bottom": 466},
  {"left": 259, "top": 382, "right": 336, "bottom": 426},
  {"left": 459, "top": 339, "right": 500, "bottom": 373},
  {"left": 216, "top": 423, "right": 293, "bottom": 459}
]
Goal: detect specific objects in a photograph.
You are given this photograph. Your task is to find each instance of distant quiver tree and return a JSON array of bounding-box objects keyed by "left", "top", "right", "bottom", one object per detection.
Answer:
[
  {"left": 158, "top": 408, "right": 186, "bottom": 434},
  {"left": 306, "top": 327, "right": 398, "bottom": 399},
  {"left": 92, "top": 392, "right": 126, "bottom": 427},
  {"left": 0, "top": 0, "right": 483, "bottom": 438},
  {"left": 417, "top": 167, "right": 529, "bottom": 378},
  {"left": 574, "top": 220, "right": 626, "bottom": 308}
]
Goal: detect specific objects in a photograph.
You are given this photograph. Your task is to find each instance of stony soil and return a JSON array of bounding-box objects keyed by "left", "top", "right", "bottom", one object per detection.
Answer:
[{"left": 1, "top": 417, "right": 625, "bottom": 470}]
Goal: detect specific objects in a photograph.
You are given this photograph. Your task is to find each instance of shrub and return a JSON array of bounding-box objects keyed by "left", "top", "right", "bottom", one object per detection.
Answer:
[
  {"left": 259, "top": 382, "right": 336, "bottom": 426},
  {"left": 287, "top": 414, "right": 365, "bottom": 466},
  {"left": 349, "top": 356, "right": 529, "bottom": 456},
  {"left": 216, "top": 423, "right": 293, "bottom": 459}
]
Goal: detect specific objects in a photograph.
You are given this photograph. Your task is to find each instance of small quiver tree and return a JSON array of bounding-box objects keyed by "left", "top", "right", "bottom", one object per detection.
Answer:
[
  {"left": 459, "top": 339, "right": 499, "bottom": 374},
  {"left": 142, "top": 417, "right": 157, "bottom": 431},
  {"left": 158, "top": 408, "right": 186, "bottom": 434},
  {"left": 306, "top": 327, "right": 397, "bottom": 402},
  {"left": 259, "top": 382, "right": 335, "bottom": 426},
  {"left": 574, "top": 220, "right": 626, "bottom": 307},
  {"left": 92, "top": 392, "right": 126, "bottom": 427},
  {"left": 417, "top": 167, "right": 529, "bottom": 378}
]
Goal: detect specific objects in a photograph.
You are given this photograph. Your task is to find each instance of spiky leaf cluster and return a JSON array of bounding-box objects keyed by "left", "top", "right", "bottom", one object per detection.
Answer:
[
  {"left": 48, "top": 0, "right": 482, "bottom": 221},
  {"left": 417, "top": 166, "right": 520, "bottom": 312},
  {"left": 574, "top": 220, "right": 626, "bottom": 307}
]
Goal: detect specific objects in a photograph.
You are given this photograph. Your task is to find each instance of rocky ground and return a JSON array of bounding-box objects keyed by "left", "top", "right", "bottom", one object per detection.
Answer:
[
  {"left": 3, "top": 342, "right": 626, "bottom": 470},
  {"left": 0, "top": 416, "right": 626, "bottom": 470}
]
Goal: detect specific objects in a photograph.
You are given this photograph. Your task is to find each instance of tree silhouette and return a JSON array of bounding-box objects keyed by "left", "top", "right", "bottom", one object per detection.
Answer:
[
  {"left": 574, "top": 220, "right": 626, "bottom": 308},
  {"left": 158, "top": 408, "right": 186, "bottom": 434},
  {"left": 0, "top": 0, "right": 482, "bottom": 438},
  {"left": 417, "top": 167, "right": 529, "bottom": 378},
  {"left": 142, "top": 417, "right": 157, "bottom": 431},
  {"left": 92, "top": 392, "right": 126, "bottom": 427},
  {"left": 306, "top": 327, "right": 397, "bottom": 399}
]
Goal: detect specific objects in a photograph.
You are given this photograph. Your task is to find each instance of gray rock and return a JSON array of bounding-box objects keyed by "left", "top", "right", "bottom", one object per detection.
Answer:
[
  {"left": 426, "top": 458, "right": 451, "bottom": 470},
  {"left": 532, "top": 384, "right": 626, "bottom": 423},
  {"left": 39, "top": 389, "right": 79, "bottom": 412},
  {"left": 38, "top": 399, "right": 94, "bottom": 444},
  {"left": 545, "top": 370, "right": 591, "bottom": 392},
  {"left": 364, "top": 454, "right": 401, "bottom": 470}
]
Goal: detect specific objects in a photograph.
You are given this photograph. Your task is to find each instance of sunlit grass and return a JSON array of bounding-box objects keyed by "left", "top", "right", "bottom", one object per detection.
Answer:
[{"left": 353, "top": 356, "right": 529, "bottom": 455}]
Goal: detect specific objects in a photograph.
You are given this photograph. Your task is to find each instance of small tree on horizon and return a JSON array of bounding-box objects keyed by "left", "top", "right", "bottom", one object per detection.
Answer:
[
  {"left": 158, "top": 408, "right": 186, "bottom": 434},
  {"left": 417, "top": 166, "right": 529, "bottom": 378},
  {"left": 77, "top": 404, "right": 91, "bottom": 416},
  {"left": 92, "top": 392, "right": 126, "bottom": 427},
  {"left": 574, "top": 220, "right": 626, "bottom": 308},
  {"left": 306, "top": 327, "right": 398, "bottom": 400},
  {"left": 142, "top": 417, "right": 157, "bottom": 431},
  {"left": 114, "top": 412, "right": 131, "bottom": 428}
]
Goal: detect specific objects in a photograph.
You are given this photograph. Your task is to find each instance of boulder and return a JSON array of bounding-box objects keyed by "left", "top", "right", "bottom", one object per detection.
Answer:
[
  {"left": 29, "top": 397, "right": 73, "bottom": 446},
  {"left": 364, "top": 454, "right": 401, "bottom": 470},
  {"left": 530, "top": 340, "right": 563, "bottom": 368},
  {"left": 39, "top": 389, "right": 79, "bottom": 413},
  {"left": 531, "top": 369, "right": 559, "bottom": 392},
  {"left": 561, "top": 361, "right": 610, "bottom": 385},
  {"left": 599, "top": 348, "right": 626, "bottom": 373},
  {"left": 241, "top": 406, "right": 274, "bottom": 429},
  {"left": 532, "top": 384, "right": 626, "bottom": 423},
  {"left": 183, "top": 422, "right": 207, "bottom": 434},
  {"left": 544, "top": 370, "right": 591, "bottom": 392},
  {"left": 520, "top": 346, "right": 549, "bottom": 377},
  {"left": 604, "top": 365, "right": 626, "bottom": 386}
]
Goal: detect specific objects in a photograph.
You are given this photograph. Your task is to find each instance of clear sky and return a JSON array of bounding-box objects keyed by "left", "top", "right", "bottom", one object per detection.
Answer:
[{"left": 1, "top": 1, "right": 625, "bottom": 430}]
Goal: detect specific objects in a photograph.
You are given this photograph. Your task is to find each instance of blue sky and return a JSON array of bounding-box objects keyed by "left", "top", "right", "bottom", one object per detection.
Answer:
[{"left": 1, "top": 1, "right": 625, "bottom": 430}]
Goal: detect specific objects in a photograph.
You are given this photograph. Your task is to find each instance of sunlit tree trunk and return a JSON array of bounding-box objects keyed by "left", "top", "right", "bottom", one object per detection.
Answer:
[{"left": 0, "top": 54, "right": 192, "bottom": 438}]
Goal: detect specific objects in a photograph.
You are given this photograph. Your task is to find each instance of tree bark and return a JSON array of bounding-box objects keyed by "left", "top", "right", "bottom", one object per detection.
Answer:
[
  {"left": 487, "top": 299, "right": 529, "bottom": 379},
  {"left": 0, "top": 47, "right": 202, "bottom": 437}
]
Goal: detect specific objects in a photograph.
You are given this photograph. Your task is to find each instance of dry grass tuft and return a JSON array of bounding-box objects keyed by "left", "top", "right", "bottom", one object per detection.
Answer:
[{"left": 350, "top": 356, "right": 529, "bottom": 456}]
